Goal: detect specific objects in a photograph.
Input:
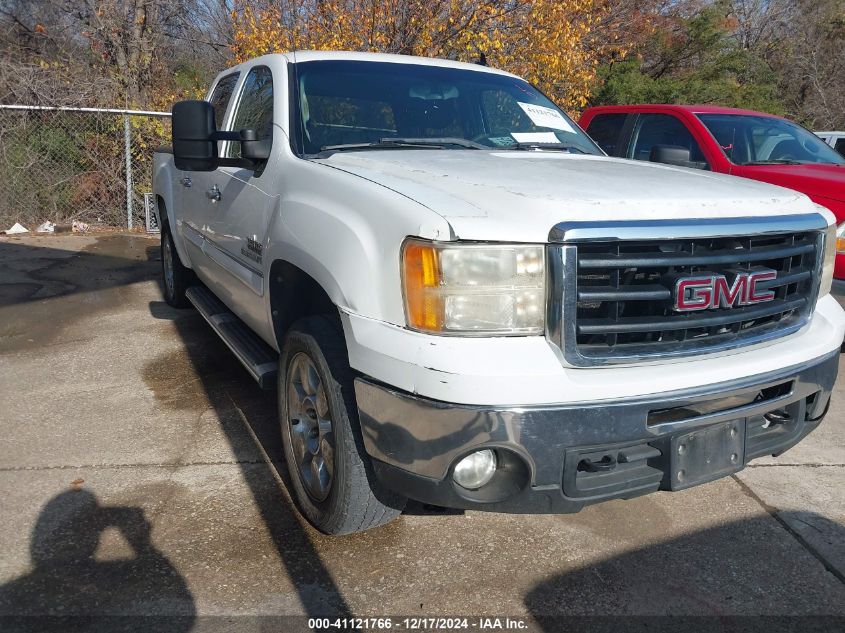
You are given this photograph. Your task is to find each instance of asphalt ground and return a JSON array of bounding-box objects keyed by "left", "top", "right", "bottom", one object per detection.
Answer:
[{"left": 0, "top": 234, "right": 843, "bottom": 632}]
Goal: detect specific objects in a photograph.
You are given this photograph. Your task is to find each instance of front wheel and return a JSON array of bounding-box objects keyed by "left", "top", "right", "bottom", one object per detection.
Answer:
[{"left": 279, "top": 315, "right": 406, "bottom": 534}]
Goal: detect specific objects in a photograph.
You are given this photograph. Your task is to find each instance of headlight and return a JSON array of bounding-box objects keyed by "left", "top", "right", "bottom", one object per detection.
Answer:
[
  {"left": 820, "top": 223, "right": 836, "bottom": 298},
  {"left": 401, "top": 239, "right": 545, "bottom": 335}
]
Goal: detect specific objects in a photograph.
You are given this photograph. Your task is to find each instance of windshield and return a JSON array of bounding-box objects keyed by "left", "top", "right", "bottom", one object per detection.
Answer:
[
  {"left": 697, "top": 113, "right": 845, "bottom": 166},
  {"left": 291, "top": 60, "right": 601, "bottom": 156}
]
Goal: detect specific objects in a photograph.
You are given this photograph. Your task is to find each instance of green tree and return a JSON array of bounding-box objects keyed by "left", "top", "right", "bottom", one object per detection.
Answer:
[{"left": 590, "top": 1, "right": 784, "bottom": 113}]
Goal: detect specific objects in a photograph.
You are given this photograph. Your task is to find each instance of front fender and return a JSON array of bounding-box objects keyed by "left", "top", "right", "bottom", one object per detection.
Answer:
[{"left": 264, "top": 158, "right": 453, "bottom": 327}]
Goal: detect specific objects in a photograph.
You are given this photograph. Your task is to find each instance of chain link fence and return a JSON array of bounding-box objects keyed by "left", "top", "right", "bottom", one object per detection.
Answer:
[{"left": 0, "top": 105, "right": 171, "bottom": 231}]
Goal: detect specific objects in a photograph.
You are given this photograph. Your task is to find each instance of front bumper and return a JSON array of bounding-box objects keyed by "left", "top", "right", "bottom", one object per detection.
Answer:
[{"left": 354, "top": 351, "right": 839, "bottom": 513}]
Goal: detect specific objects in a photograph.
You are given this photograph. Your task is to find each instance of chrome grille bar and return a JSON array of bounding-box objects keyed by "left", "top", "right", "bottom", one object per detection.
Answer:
[{"left": 546, "top": 214, "right": 828, "bottom": 367}]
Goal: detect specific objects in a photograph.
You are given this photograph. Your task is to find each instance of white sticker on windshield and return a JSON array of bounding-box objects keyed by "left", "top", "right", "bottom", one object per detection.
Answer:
[
  {"left": 511, "top": 132, "right": 561, "bottom": 144},
  {"left": 517, "top": 102, "right": 575, "bottom": 133}
]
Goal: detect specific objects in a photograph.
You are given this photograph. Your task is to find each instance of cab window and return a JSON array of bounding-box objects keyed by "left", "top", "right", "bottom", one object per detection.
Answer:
[{"left": 225, "top": 66, "right": 274, "bottom": 159}]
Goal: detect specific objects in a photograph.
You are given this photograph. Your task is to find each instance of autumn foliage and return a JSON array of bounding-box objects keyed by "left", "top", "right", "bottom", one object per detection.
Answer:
[{"left": 231, "top": 0, "right": 632, "bottom": 111}]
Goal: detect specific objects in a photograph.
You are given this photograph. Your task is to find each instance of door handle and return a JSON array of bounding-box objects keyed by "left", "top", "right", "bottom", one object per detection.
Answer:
[
  {"left": 206, "top": 184, "right": 221, "bottom": 202},
  {"left": 180, "top": 177, "right": 192, "bottom": 188}
]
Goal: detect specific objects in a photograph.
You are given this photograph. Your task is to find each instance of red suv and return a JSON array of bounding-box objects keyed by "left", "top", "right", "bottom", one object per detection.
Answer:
[{"left": 579, "top": 105, "right": 845, "bottom": 279}]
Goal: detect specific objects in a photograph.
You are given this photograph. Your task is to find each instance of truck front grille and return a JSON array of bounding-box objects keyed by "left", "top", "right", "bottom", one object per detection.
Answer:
[{"left": 553, "top": 228, "right": 823, "bottom": 365}]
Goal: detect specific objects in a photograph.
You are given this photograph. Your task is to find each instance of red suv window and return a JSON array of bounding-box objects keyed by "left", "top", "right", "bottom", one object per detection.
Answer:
[
  {"left": 585, "top": 113, "right": 627, "bottom": 156},
  {"left": 631, "top": 113, "right": 709, "bottom": 170}
]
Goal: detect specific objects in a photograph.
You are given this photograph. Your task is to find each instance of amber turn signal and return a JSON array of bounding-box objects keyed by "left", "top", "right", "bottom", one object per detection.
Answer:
[{"left": 402, "top": 240, "right": 444, "bottom": 332}]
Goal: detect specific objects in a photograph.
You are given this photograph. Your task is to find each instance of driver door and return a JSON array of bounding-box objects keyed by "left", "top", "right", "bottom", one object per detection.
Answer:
[{"left": 202, "top": 65, "right": 277, "bottom": 336}]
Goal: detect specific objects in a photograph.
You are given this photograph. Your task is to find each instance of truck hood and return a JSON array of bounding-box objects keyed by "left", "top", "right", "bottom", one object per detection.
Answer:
[
  {"left": 317, "top": 151, "right": 822, "bottom": 242},
  {"left": 738, "top": 163, "right": 845, "bottom": 204}
]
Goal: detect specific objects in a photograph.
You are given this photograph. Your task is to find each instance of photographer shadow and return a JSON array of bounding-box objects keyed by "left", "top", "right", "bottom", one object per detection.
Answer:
[{"left": 0, "top": 489, "right": 195, "bottom": 631}]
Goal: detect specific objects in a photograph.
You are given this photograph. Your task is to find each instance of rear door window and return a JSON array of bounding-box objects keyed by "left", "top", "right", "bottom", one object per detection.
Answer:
[
  {"left": 630, "top": 113, "right": 709, "bottom": 169},
  {"left": 835, "top": 138, "right": 845, "bottom": 158},
  {"left": 585, "top": 113, "right": 627, "bottom": 156}
]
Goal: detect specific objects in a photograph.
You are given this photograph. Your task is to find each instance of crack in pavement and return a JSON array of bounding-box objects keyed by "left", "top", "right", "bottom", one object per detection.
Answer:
[{"left": 731, "top": 474, "right": 845, "bottom": 586}]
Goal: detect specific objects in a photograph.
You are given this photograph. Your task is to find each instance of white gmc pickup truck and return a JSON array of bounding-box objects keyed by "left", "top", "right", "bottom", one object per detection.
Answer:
[{"left": 153, "top": 51, "right": 845, "bottom": 535}]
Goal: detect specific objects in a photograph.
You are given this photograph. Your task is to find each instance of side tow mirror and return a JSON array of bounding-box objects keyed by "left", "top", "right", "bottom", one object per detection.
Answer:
[
  {"left": 172, "top": 100, "right": 218, "bottom": 172},
  {"left": 171, "top": 100, "right": 271, "bottom": 170},
  {"left": 649, "top": 144, "right": 692, "bottom": 167}
]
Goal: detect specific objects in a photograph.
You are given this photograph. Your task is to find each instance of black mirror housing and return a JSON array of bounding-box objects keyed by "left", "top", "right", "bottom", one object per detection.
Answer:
[
  {"left": 171, "top": 101, "right": 270, "bottom": 171},
  {"left": 649, "top": 144, "right": 692, "bottom": 167},
  {"left": 242, "top": 138, "right": 272, "bottom": 161},
  {"left": 172, "top": 100, "right": 218, "bottom": 172}
]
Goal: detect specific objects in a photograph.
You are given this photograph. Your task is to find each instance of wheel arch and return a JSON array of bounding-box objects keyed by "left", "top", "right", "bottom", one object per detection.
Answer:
[
  {"left": 268, "top": 259, "right": 341, "bottom": 350},
  {"left": 155, "top": 194, "right": 193, "bottom": 270}
]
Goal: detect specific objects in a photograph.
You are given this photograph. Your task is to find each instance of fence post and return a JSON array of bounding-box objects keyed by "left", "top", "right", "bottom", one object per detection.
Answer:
[{"left": 123, "top": 113, "right": 133, "bottom": 230}]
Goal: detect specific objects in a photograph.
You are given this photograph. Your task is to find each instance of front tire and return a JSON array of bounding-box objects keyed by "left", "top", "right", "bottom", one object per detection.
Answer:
[
  {"left": 279, "top": 315, "right": 406, "bottom": 535},
  {"left": 161, "top": 224, "right": 194, "bottom": 308}
]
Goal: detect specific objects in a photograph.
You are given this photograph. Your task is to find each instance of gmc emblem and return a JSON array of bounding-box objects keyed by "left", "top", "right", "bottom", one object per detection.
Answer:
[{"left": 673, "top": 269, "right": 777, "bottom": 312}]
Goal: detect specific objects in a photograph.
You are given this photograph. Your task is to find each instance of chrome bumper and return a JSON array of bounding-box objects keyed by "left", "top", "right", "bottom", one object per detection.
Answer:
[{"left": 354, "top": 351, "right": 838, "bottom": 513}]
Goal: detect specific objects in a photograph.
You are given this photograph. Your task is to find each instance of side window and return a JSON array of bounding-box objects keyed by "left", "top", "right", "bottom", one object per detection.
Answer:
[
  {"left": 630, "top": 113, "right": 709, "bottom": 169},
  {"left": 585, "top": 113, "right": 627, "bottom": 155},
  {"left": 208, "top": 73, "right": 240, "bottom": 130},
  {"left": 225, "top": 66, "right": 273, "bottom": 159},
  {"left": 835, "top": 138, "right": 845, "bottom": 158}
]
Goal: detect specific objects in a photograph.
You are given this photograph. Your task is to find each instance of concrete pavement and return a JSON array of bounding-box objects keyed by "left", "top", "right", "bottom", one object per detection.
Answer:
[{"left": 0, "top": 234, "right": 843, "bottom": 630}]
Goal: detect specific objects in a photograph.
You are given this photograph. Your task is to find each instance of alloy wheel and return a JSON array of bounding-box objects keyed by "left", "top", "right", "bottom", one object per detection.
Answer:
[{"left": 286, "top": 352, "right": 335, "bottom": 501}]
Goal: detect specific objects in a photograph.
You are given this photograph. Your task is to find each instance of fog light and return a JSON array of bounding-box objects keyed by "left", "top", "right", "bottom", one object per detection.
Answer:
[{"left": 452, "top": 449, "right": 497, "bottom": 490}]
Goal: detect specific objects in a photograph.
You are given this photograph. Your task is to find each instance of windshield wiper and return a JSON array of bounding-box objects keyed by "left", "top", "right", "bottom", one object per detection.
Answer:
[
  {"left": 509, "top": 142, "right": 587, "bottom": 153},
  {"left": 385, "top": 137, "right": 487, "bottom": 149},
  {"left": 320, "top": 137, "right": 486, "bottom": 152},
  {"left": 743, "top": 159, "right": 803, "bottom": 165}
]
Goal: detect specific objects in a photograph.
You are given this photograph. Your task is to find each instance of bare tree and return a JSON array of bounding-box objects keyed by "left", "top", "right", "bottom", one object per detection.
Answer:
[
  {"left": 0, "top": 0, "right": 114, "bottom": 105},
  {"left": 0, "top": 0, "right": 232, "bottom": 107},
  {"left": 765, "top": 0, "right": 845, "bottom": 128},
  {"left": 731, "top": 0, "right": 791, "bottom": 51}
]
